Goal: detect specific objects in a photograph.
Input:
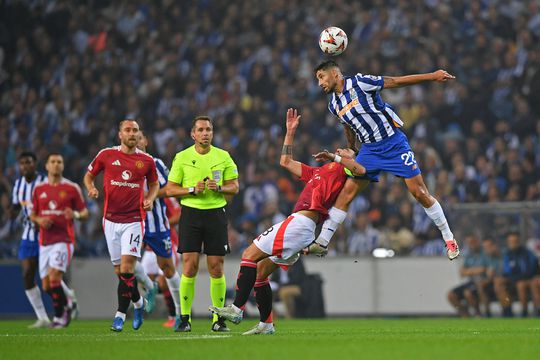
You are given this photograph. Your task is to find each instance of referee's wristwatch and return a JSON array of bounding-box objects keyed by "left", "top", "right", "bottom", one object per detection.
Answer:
[{"left": 188, "top": 187, "right": 196, "bottom": 196}]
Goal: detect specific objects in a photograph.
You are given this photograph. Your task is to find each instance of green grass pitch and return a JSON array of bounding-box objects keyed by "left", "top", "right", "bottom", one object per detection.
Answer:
[{"left": 1, "top": 318, "right": 539, "bottom": 360}]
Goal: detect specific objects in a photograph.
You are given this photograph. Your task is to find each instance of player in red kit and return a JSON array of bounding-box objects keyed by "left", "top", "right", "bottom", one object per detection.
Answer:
[
  {"left": 83, "top": 119, "right": 159, "bottom": 332},
  {"left": 210, "top": 108, "right": 366, "bottom": 334},
  {"left": 30, "top": 153, "right": 89, "bottom": 328}
]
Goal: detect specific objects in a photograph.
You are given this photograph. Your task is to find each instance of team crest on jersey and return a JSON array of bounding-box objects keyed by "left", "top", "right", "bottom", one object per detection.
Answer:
[
  {"left": 122, "top": 170, "right": 132, "bottom": 180},
  {"left": 328, "top": 163, "right": 336, "bottom": 169},
  {"left": 349, "top": 88, "right": 358, "bottom": 100},
  {"left": 48, "top": 200, "right": 57, "bottom": 210},
  {"left": 59, "top": 190, "right": 67, "bottom": 199},
  {"left": 135, "top": 160, "right": 144, "bottom": 169}
]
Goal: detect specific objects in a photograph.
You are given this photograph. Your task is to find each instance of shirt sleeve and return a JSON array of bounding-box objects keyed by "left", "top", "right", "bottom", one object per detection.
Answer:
[
  {"left": 72, "top": 184, "right": 87, "bottom": 212},
  {"left": 146, "top": 160, "right": 158, "bottom": 183},
  {"left": 222, "top": 153, "right": 239, "bottom": 181},
  {"left": 168, "top": 154, "right": 184, "bottom": 185},
  {"left": 299, "top": 163, "right": 315, "bottom": 183},
  {"left": 11, "top": 179, "right": 19, "bottom": 205},
  {"left": 87, "top": 151, "right": 105, "bottom": 176},
  {"left": 31, "top": 188, "right": 40, "bottom": 215},
  {"left": 355, "top": 73, "right": 384, "bottom": 92},
  {"left": 155, "top": 159, "right": 169, "bottom": 188}
]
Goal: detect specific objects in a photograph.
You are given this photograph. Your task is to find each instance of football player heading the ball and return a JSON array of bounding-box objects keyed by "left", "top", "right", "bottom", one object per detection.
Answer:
[
  {"left": 210, "top": 108, "right": 365, "bottom": 335},
  {"left": 313, "top": 59, "right": 459, "bottom": 260}
]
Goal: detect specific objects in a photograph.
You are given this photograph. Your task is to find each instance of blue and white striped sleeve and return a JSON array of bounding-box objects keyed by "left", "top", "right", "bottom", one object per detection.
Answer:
[
  {"left": 355, "top": 73, "right": 384, "bottom": 92},
  {"left": 11, "top": 179, "right": 20, "bottom": 205},
  {"left": 155, "top": 158, "right": 169, "bottom": 188}
]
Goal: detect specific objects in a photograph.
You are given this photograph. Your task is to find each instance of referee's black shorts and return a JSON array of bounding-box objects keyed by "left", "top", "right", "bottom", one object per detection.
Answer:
[{"left": 178, "top": 205, "right": 230, "bottom": 256}]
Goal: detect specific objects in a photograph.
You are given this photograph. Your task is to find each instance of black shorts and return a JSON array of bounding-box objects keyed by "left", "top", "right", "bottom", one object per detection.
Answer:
[
  {"left": 178, "top": 205, "right": 229, "bottom": 256},
  {"left": 451, "top": 281, "right": 477, "bottom": 300}
]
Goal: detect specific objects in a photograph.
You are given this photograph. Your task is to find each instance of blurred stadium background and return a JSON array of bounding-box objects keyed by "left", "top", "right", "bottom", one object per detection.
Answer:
[{"left": 1, "top": 0, "right": 540, "bottom": 318}]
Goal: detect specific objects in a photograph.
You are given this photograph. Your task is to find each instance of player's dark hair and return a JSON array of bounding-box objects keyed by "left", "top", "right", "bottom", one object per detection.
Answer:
[
  {"left": 314, "top": 60, "right": 340, "bottom": 74},
  {"left": 46, "top": 152, "right": 63, "bottom": 162},
  {"left": 192, "top": 115, "right": 213, "bottom": 130},
  {"left": 18, "top": 151, "right": 37, "bottom": 161},
  {"left": 118, "top": 118, "right": 138, "bottom": 130}
]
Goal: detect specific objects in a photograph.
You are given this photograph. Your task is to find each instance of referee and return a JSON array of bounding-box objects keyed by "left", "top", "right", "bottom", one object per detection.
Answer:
[{"left": 166, "top": 115, "right": 239, "bottom": 332}]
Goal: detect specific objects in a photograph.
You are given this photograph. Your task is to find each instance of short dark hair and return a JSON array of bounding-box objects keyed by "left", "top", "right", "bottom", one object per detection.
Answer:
[
  {"left": 119, "top": 119, "right": 138, "bottom": 130},
  {"left": 191, "top": 115, "right": 213, "bottom": 130},
  {"left": 46, "top": 152, "right": 63, "bottom": 163},
  {"left": 18, "top": 151, "right": 37, "bottom": 161},
  {"left": 314, "top": 60, "right": 340, "bottom": 74}
]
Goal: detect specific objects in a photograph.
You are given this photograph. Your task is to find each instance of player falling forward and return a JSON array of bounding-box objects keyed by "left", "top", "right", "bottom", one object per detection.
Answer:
[
  {"left": 313, "top": 60, "right": 459, "bottom": 260},
  {"left": 210, "top": 108, "right": 365, "bottom": 334},
  {"left": 136, "top": 131, "right": 182, "bottom": 330},
  {"left": 84, "top": 119, "right": 159, "bottom": 332},
  {"left": 30, "top": 153, "right": 88, "bottom": 328}
]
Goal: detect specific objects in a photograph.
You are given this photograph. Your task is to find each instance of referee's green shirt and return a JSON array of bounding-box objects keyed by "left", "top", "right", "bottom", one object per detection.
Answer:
[{"left": 168, "top": 145, "right": 238, "bottom": 209}]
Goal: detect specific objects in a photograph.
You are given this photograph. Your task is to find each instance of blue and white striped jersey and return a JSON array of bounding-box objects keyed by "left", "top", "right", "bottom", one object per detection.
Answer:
[
  {"left": 328, "top": 73, "right": 404, "bottom": 144},
  {"left": 144, "top": 157, "right": 170, "bottom": 237},
  {"left": 11, "top": 173, "right": 47, "bottom": 241}
]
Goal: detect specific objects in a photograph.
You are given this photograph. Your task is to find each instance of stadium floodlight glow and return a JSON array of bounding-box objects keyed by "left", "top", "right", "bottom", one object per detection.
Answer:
[{"left": 372, "top": 248, "right": 395, "bottom": 258}]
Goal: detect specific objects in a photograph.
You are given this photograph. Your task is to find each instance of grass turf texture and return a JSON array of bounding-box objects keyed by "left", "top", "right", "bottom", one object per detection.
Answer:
[{"left": 0, "top": 318, "right": 539, "bottom": 360}]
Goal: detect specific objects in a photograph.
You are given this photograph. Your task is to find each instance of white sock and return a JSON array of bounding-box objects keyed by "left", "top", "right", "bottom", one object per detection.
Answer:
[
  {"left": 115, "top": 311, "right": 126, "bottom": 321},
  {"left": 25, "top": 286, "right": 49, "bottom": 321},
  {"left": 315, "top": 207, "right": 347, "bottom": 246},
  {"left": 165, "top": 272, "right": 181, "bottom": 316},
  {"left": 133, "top": 296, "right": 144, "bottom": 309},
  {"left": 424, "top": 201, "right": 454, "bottom": 241},
  {"left": 259, "top": 321, "right": 273, "bottom": 329},
  {"left": 61, "top": 280, "right": 74, "bottom": 300},
  {"left": 134, "top": 261, "right": 154, "bottom": 290}
]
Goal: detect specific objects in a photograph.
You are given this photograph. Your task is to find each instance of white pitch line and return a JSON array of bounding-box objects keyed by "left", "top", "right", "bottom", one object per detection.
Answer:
[{"left": 0, "top": 334, "right": 233, "bottom": 340}]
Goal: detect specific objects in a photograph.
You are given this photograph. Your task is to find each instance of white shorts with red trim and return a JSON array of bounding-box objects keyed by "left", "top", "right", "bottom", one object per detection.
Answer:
[
  {"left": 39, "top": 242, "right": 74, "bottom": 279},
  {"left": 103, "top": 219, "right": 144, "bottom": 265},
  {"left": 253, "top": 213, "right": 315, "bottom": 266}
]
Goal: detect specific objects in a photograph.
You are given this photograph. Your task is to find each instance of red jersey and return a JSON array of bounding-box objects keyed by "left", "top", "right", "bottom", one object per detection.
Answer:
[
  {"left": 32, "top": 179, "right": 86, "bottom": 246},
  {"left": 293, "top": 162, "right": 347, "bottom": 222},
  {"left": 164, "top": 197, "right": 181, "bottom": 248},
  {"left": 87, "top": 146, "right": 158, "bottom": 223}
]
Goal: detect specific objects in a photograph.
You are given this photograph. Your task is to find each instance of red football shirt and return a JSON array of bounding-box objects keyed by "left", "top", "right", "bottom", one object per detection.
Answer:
[
  {"left": 32, "top": 179, "right": 86, "bottom": 246},
  {"left": 293, "top": 162, "right": 348, "bottom": 222},
  {"left": 164, "top": 197, "right": 181, "bottom": 248},
  {"left": 87, "top": 146, "right": 158, "bottom": 223}
]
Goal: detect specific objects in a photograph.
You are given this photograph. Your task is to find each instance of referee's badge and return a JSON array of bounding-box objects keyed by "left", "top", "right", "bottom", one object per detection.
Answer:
[
  {"left": 350, "top": 88, "right": 358, "bottom": 100},
  {"left": 212, "top": 170, "right": 222, "bottom": 182}
]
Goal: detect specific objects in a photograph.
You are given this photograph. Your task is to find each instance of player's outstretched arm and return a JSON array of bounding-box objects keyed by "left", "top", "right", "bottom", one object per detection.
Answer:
[
  {"left": 383, "top": 70, "right": 455, "bottom": 89},
  {"left": 83, "top": 172, "right": 99, "bottom": 199},
  {"left": 279, "top": 108, "right": 303, "bottom": 178},
  {"left": 312, "top": 149, "right": 366, "bottom": 176}
]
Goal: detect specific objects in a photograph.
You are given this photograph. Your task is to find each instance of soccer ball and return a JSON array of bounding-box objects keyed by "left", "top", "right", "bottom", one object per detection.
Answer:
[{"left": 319, "top": 27, "right": 348, "bottom": 56}]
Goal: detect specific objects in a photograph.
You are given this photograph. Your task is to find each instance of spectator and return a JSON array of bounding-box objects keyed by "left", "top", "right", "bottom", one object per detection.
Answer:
[
  {"left": 447, "top": 234, "right": 486, "bottom": 317},
  {"left": 494, "top": 232, "right": 539, "bottom": 317}
]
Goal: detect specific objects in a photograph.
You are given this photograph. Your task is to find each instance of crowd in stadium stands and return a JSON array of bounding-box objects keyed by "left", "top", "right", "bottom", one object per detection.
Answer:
[{"left": 1, "top": 0, "right": 540, "bottom": 258}]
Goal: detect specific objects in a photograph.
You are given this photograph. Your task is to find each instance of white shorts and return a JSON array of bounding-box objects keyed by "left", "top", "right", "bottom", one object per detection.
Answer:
[
  {"left": 103, "top": 219, "right": 144, "bottom": 265},
  {"left": 253, "top": 213, "right": 315, "bottom": 267},
  {"left": 141, "top": 248, "right": 179, "bottom": 276},
  {"left": 39, "top": 242, "right": 74, "bottom": 279}
]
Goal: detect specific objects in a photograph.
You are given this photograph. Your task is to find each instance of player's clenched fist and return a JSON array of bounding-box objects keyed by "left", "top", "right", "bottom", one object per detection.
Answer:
[
  {"left": 432, "top": 69, "right": 455, "bottom": 82},
  {"left": 143, "top": 199, "right": 154, "bottom": 211},
  {"left": 88, "top": 187, "right": 99, "bottom": 199}
]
